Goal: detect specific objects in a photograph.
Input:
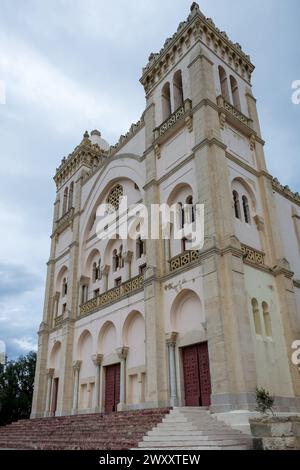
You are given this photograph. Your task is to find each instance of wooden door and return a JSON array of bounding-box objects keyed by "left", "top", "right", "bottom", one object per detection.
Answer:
[
  {"left": 104, "top": 363, "right": 120, "bottom": 413},
  {"left": 182, "top": 342, "right": 211, "bottom": 406},
  {"left": 197, "top": 342, "right": 212, "bottom": 406}
]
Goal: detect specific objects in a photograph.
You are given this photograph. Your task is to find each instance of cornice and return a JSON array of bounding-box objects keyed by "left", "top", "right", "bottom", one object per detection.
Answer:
[
  {"left": 271, "top": 177, "right": 300, "bottom": 206},
  {"left": 140, "top": 3, "right": 254, "bottom": 94},
  {"left": 225, "top": 151, "right": 259, "bottom": 177}
]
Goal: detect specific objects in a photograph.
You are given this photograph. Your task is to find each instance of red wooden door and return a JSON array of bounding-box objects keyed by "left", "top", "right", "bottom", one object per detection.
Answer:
[
  {"left": 104, "top": 363, "right": 120, "bottom": 413},
  {"left": 182, "top": 342, "right": 211, "bottom": 406},
  {"left": 197, "top": 342, "right": 212, "bottom": 406},
  {"left": 182, "top": 344, "right": 201, "bottom": 406}
]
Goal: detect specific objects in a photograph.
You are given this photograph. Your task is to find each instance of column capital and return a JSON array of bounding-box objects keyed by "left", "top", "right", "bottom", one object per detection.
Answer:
[
  {"left": 72, "top": 360, "right": 82, "bottom": 372},
  {"left": 165, "top": 332, "right": 178, "bottom": 347},
  {"left": 91, "top": 354, "right": 103, "bottom": 366},
  {"left": 46, "top": 368, "right": 55, "bottom": 378},
  {"left": 116, "top": 346, "right": 129, "bottom": 360}
]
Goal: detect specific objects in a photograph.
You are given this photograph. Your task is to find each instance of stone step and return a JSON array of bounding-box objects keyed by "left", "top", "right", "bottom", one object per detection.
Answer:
[
  {"left": 0, "top": 408, "right": 170, "bottom": 450},
  {"left": 138, "top": 439, "right": 250, "bottom": 447},
  {"left": 148, "top": 429, "right": 245, "bottom": 437},
  {"left": 143, "top": 435, "right": 249, "bottom": 442},
  {"left": 135, "top": 445, "right": 250, "bottom": 450}
]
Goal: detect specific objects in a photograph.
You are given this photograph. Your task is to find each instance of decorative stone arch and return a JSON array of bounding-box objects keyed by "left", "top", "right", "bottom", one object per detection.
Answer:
[
  {"left": 84, "top": 248, "right": 101, "bottom": 277},
  {"left": 165, "top": 183, "right": 195, "bottom": 258},
  {"left": 98, "top": 321, "right": 117, "bottom": 356},
  {"left": 231, "top": 177, "right": 257, "bottom": 213},
  {"left": 77, "top": 329, "right": 93, "bottom": 381},
  {"left": 79, "top": 156, "right": 144, "bottom": 244},
  {"left": 49, "top": 340, "right": 62, "bottom": 373},
  {"left": 77, "top": 329, "right": 93, "bottom": 359},
  {"left": 122, "top": 310, "right": 145, "bottom": 369},
  {"left": 55, "top": 265, "right": 68, "bottom": 292},
  {"left": 169, "top": 289, "right": 210, "bottom": 407},
  {"left": 166, "top": 182, "right": 194, "bottom": 207},
  {"left": 170, "top": 289, "right": 206, "bottom": 345}
]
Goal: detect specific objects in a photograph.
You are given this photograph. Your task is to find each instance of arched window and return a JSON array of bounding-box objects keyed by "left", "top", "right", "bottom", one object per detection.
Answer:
[
  {"left": 62, "top": 278, "right": 68, "bottom": 297},
  {"left": 136, "top": 236, "right": 145, "bottom": 259},
  {"left": 162, "top": 82, "right": 171, "bottom": 121},
  {"left": 242, "top": 195, "right": 251, "bottom": 224},
  {"left": 181, "top": 237, "right": 187, "bottom": 253},
  {"left": 230, "top": 75, "right": 241, "bottom": 110},
  {"left": 62, "top": 187, "right": 68, "bottom": 215},
  {"left": 173, "top": 70, "right": 184, "bottom": 109},
  {"left": 107, "top": 184, "right": 123, "bottom": 212},
  {"left": 68, "top": 182, "right": 74, "bottom": 210},
  {"left": 112, "top": 249, "right": 118, "bottom": 272},
  {"left": 218, "top": 66, "right": 230, "bottom": 101},
  {"left": 251, "top": 298, "right": 262, "bottom": 335},
  {"left": 262, "top": 302, "right": 272, "bottom": 337},
  {"left": 233, "top": 190, "right": 241, "bottom": 220},
  {"left": 186, "top": 196, "right": 195, "bottom": 223}
]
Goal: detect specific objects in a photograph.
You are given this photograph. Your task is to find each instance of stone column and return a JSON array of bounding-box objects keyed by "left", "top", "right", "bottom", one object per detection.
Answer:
[
  {"left": 116, "top": 347, "right": 129, "bottom": 411},
  {"left": 164, "top": 238, "right": 171, "bottom": 273},
  {"left": 166, "top": 332, "right": 178, "bottom": 406},
  {"left": 92, "top": 354, "right": 103, "bottom": 412},
  {"left": 72, "top": 360, "right": 82, "bottom": 414},
  {"left": 123, "top": 251, "right": 133, "bottom": 281},
  {"left": 44, "top": 368, "right": 54, "bottom": 417},
  {"left": 101, "top": 265, "right": 110, "bottom": 292}
]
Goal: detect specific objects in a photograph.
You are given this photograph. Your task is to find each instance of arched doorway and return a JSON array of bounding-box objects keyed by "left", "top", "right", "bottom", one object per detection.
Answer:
[
  {"left": 170, "top": 289, "right": 211, "bottom": 407},
  {"left": 98, "top": 321, "right": 119, "bottom": 412}
]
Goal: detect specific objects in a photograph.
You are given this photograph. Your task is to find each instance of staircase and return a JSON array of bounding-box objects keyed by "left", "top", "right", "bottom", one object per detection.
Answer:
[
  {"left": 137, "top": 408, "right": 253, "bottom": 450},
  {"left": 0, "top": 408, "right": 170, "bottom": 450}
]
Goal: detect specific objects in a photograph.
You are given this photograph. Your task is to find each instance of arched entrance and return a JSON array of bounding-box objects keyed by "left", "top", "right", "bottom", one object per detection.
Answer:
[{"left": 170, "top": 289, "right": 212, "bottom": 407}]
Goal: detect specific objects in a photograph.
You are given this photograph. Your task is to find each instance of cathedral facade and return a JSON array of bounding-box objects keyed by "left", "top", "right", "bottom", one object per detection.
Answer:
[{"left": 31, "top": 3, "right": 300, "bottom": 419}]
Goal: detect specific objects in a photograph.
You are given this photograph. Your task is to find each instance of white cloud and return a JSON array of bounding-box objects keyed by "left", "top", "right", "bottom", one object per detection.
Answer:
[
  {"left": 12, "top": 338, "right": 37, "bottom": 353},
  {"left": 0, "top": 33, "right": 140, "bottom": 138}
]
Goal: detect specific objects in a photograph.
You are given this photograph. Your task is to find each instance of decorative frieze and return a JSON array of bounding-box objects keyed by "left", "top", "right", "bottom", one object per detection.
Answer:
[
  {"left": 169, "top": 250, "right": 200, "bottom": 272},
  {"left": 55, "top": 207, "right": 74, "bottom": 235},
  {"left": 140, "top": 3, "right": 254, "bottom": 94},
  {"left": 241, "top": 244, "right": 265, "bottom": 266},
  {"left": 80, "top": 274, "right": 144, "bottom": 317},
  {"left": 54, "top": 315, "right": 64, "bottom": 328}
]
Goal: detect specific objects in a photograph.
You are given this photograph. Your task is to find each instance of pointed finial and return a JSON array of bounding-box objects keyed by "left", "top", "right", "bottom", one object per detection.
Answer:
[
  {"left": 190, "top": 2, "right": 199, "bottom": 12},
  {"left": 83, "top": 130, "right": 89, "bottom": 139}
]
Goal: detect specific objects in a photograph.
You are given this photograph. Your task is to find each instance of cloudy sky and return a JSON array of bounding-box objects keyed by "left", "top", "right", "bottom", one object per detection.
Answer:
[{"left": 0, "top": 0, "right": 299, "bottom": 359}]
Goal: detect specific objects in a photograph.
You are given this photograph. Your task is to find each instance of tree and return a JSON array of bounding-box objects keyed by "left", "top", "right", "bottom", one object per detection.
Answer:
[{"left": 0, "top": 351, "right": 36, "bottom": 426}]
